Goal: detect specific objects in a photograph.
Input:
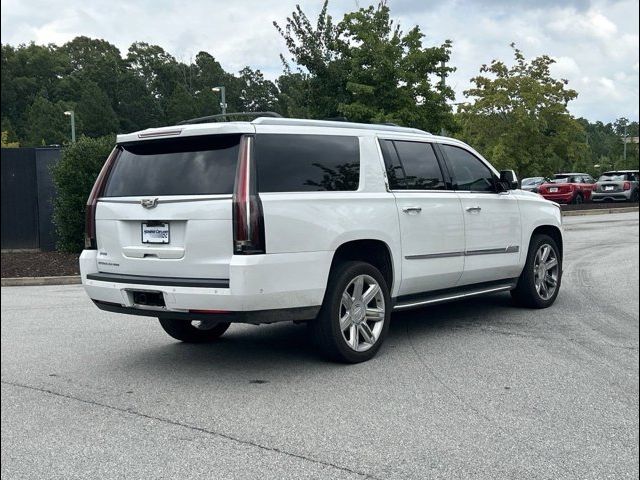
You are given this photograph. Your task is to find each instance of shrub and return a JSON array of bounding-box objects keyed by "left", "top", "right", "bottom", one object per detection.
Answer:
[{"left": 52, "top": 135, "right": 115, "bottom": 252}]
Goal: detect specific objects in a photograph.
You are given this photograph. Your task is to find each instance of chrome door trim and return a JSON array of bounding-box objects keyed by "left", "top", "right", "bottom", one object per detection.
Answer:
[
  {"left": 405, "top": 251, "right": 464, "bottom": 260},
  {"left": 405, "top": 245, "right": 519, "bottom": 260},
  {"left": 465, "top": 245, "right": 520, "bottom": 256}
]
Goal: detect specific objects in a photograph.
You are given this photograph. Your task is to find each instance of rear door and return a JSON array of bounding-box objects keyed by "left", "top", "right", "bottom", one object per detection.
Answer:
[
  {"left": 379, "top": 139, "right": 465, "bottom": 295},
  {"left": 94, "top": 134, "right": 242, "bottom": 280},
  {"left": 439, "top": 144, "right": 522, "bottom": 286}
]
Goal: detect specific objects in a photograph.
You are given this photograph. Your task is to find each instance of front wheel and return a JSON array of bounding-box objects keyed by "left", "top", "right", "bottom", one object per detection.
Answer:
[
  {"left": 511, "top": 234, "right": 562, "bottom": 308},
  {"left": 309, "top": 261, "right": 391, "bottom": 363},
  {"left": 159, "top": 318, "right": 230, "bottom": 343}
]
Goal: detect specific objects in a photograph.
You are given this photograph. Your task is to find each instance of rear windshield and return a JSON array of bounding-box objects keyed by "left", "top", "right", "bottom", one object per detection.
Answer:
[
  {"left": 598, "top": 173, "right": 627, "bottom": 182},
  {"left": 254, "top": 134, "right": 360, "bottom": 192},
  {"left": 551, "top": 177, "right": 573, "bottom": 184},
  {"left": 103, "top": 135, "right": 240, "bottom": 197}
]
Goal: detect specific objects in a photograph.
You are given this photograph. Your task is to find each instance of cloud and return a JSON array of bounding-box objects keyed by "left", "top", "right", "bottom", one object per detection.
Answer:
[{"left": 1, "top": 0, "right": 638, "bottom": 122}]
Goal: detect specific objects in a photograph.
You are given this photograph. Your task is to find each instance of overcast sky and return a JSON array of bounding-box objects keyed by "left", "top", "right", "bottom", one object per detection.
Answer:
[{"left": 1, "top": 0, "right": 638, "bottom": 122}]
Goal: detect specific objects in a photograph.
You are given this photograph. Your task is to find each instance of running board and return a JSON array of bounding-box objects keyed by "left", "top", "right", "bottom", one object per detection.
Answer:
[{"left": 393, "top": 279, "right": 517, "bottom": 311}]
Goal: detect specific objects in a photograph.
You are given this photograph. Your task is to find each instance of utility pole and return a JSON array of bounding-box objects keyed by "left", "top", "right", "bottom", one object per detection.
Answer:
[
  {"left": 623, "top": 123, "right": 628, "bottom": 163},
  {"left": 212, "top": 86, "right": 227, "bottom": 116},
  {"left": 64, "top": 110, "right": 76, "bottom": 143},
  {"left": 440, "top": 60, "right": 447, "bottom": 136}
]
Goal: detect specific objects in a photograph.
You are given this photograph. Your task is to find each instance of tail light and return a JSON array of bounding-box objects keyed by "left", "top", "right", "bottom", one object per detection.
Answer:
[
  {"left": 232, "top": 135, "right": 265, "bottom": 254},
  {"left": 623, "top": 181, "right": 631, "bottom": 191},
  {"left": 85, "top": 147, "right": 119, "bottom": 249}
]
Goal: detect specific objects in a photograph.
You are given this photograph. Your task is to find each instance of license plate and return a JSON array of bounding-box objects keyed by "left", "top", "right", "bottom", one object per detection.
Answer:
[
  {"left": 549, "top": 187, "right": 558, "bottom": 193},
  {"left": 141, "top": 222, "right": 169, "bottom": 244},
  {"left": 605, "top": 186, "right": 614, "bottom": 191}
]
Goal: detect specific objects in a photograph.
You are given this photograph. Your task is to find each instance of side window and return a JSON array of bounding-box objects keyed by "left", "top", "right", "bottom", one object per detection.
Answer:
[
  {"left": 378, "top": 139, "right": 446, "bottom": 190},
  {"left": 255, "top": 134, "right": 360, "bottom": 192},
  {"left": 379, "top": 139, "right": 406, "bottom": 190},
  {"left": 393, "top": 141, "right": 446, "bottom": 190},
  {"left": 440, "top": 144, "right": 495, "bottom": 192}
]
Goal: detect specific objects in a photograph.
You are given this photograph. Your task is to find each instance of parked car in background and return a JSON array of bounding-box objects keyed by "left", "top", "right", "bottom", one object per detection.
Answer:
[
  {"left": 521, "top": 177, "right": 551, "bottom": 193},
  {"left": 538, "top": 173, "right": 596, "bottom": 204},
  {"left": 592, "top": 170, "right": 639, "bottom": 203}
]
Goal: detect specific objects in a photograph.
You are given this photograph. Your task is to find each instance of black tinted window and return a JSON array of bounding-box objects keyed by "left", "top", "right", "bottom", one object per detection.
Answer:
[
  {"left": 379, "top": 140, "right": 445, "bottom": 190},
  {"left": 379, "top": 139, "right": 405, "bottom": 189},
  {"left": 441, "top": 145, "right": 495, "bottom": 192},
  {"left": 393, "top": 141, "right": 445, "bottom": 190},
  {"left": 103, "top": 135, "right": 240, "bottom": 197},
  {"left": 255, "top": 134, "right": 359, "bottom": 192}
]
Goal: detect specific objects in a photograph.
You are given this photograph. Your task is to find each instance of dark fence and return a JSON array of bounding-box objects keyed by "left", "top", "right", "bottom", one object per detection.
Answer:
[{"left": 1, "top": 147, "right": 61, "bottom": 250}]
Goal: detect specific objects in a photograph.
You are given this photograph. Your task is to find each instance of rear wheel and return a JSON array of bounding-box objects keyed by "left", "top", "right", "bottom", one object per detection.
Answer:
[
  {"left": 511, "top": 234, "right": 562, "bottom": 308},
  {"left": 309, "top": 261, "right": 391, "bottom": 363},
  {"left": 159, "top": 318, "right": 230, "bottom": 343}
]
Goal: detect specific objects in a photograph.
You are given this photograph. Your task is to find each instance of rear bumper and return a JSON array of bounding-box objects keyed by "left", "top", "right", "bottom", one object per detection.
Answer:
[
  {"left": 80, "top": 249, "right": 331, "bottom": 323},
  {"left": 591, "top": 191, "right": 632, "bottom": 202},
  {"left": 540, "top": 192, "right": 574, "bottom": 203},
  {"left": 92, "top": 300, "right": 319, "bottom": 324}
]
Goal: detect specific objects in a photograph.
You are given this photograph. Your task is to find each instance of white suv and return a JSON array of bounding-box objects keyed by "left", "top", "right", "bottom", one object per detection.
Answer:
[{"left": 80, "top": 117, "right": 563, "bottom": 363}]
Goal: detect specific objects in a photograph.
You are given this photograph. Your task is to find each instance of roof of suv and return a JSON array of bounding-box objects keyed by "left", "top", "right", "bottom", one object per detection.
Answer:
[{"left": 116, "top": 116, "right": 431, "bottom": 144}]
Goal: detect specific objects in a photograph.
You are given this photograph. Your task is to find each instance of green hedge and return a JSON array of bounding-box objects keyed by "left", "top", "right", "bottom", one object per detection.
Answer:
[{"left": 52, "top": 135, "right": 115, "bottom": 252}]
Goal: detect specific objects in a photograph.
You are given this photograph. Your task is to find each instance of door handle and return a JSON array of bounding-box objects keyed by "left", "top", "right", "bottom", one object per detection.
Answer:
[
  {"left": 466, "top": 206, "right": 482, "bottom": 213},
  {"left": 402, "top": 206, "right": 422, "bottom": 214}
]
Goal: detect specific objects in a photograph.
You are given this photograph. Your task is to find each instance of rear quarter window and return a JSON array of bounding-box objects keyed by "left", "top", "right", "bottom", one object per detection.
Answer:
[
  {"left": 103, "top": 135, "right": 240, "bottom": 197},
  {"left": 254, "top": 134, "right": 360, "bottom": 192}
]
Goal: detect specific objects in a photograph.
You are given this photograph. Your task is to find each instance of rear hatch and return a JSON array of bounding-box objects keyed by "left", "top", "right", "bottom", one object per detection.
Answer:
[{"left": 94, "top": 133, "right": 244, "bottom": 280}]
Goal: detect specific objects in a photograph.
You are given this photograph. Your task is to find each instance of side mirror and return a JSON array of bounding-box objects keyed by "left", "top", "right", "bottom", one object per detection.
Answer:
[{"left": 499, "top": 170, "right": 519, "bottom": 190}]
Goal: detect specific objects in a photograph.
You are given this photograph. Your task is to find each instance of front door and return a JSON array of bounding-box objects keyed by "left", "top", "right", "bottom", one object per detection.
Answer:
[
  {"left": 439, "top": 144, "right": 522, "bottom": 285},
  {"left": 378, "top": 139, "right": 465, "bottom": 296}
]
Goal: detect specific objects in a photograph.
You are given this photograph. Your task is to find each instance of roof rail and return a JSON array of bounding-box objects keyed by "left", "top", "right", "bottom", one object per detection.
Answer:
[
  {"left": 251, "top": 117, "right": 429, "bottom": 135},
  {"left": 177, "top": 111, "right": 282, "bottom": 125}
]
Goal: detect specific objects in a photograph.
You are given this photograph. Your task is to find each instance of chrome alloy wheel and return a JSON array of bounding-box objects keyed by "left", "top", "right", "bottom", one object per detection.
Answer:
[
  {"left": 533, "top": 244, "right": 559, "bottom": 301},
  {"left": 339, "top": 274, "right": 386, "bottom": 352}
]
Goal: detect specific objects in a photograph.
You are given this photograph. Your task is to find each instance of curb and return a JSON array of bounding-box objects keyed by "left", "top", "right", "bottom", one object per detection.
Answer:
[
  {"left": 1, "top": 275, "right": 81, "bottom": 287},
  {"left": 562, "top": 206, "right": 639, "bottom": 217}
]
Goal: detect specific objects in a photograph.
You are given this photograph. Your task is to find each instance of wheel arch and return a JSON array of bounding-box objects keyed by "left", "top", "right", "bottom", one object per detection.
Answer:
[
  {"left": 531, "top": 225, "right": 563, "bottom": 260},
  {"left": 328, "top": 239, "right": 395, "bottom": 293}
]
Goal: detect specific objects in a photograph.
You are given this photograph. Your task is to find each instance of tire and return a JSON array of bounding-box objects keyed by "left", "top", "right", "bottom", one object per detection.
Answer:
[
  {"left": 511, "top": 234, "right": 562, "bottom": 309},
  {"left": 158, "top": 318, "right": 230, "bottom": 343},
  {"left": 631, "top": 189, "right": 639, "bottom": 203},
  {"left": 572, "top": 193, "right": 583, "bottom": 205},
  {"left": 309, "top": 261, "right": 391, "bottom": 363}
]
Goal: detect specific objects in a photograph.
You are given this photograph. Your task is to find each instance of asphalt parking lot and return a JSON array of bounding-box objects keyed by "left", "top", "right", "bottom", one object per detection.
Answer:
[{"left": 1, "top": 212, "right": 638, "bottom": 480}]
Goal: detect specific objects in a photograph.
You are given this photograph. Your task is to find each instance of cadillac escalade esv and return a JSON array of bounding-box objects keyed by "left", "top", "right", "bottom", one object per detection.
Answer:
[{"left": 80, "top": 117, "right": 563, "bottom": 363}]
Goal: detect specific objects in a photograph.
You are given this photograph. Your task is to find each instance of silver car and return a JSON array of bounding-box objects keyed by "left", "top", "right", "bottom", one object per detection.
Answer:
[
  {"left": 592, "top": 170, "right": 639, "bottom": 202},
  {"left": 521, "top": 176, "right": 551, "bottom": 193}
]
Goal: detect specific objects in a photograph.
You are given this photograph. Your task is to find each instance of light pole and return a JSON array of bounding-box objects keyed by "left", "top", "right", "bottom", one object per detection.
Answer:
[
  {"left": 211, "top": 86, "right": 227, "bottom": 116},
  {"left": 64, "top": 110, "right": 76, "bottom": 143}
]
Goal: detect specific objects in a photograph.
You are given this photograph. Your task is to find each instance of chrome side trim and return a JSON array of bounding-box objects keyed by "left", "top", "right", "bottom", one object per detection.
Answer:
[
  {"left": 465, "top": 245, "right": 520, "bottom": 256},
  {"left": 393, "top": 285, "right": 513, "bottom": 310},
  {"left": 405, "top": 251, "right": 464, "bottom": 260},
  {"left": 405, "top": 246, "right": 519, "bottom": 260}
]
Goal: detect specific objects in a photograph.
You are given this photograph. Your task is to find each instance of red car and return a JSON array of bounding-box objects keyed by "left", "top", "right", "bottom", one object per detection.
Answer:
[{"left": 538, "top": 173, "right": 596, "bottom": 204}]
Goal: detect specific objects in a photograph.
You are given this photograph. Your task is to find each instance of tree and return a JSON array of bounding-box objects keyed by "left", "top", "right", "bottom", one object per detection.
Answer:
[
  {"left": 274, "top": 1, "right": 455, "bottom": 132},
  {"left": 457, "top": 45, "right": 589, "bottom": 177},
  {"left": 52, "top": 135, "right": 115, "bottom": 252},
  {"left": 75, "top": 80, "right": 119, "bottom": 137},
  {"left": 24, "top": 94, "right": 70, "bottom": 146},
  {"left": 238, "top": 67, "right": 279, "bottom": 112}
]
